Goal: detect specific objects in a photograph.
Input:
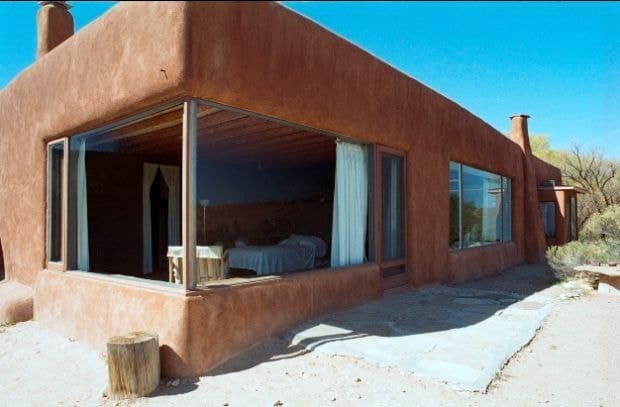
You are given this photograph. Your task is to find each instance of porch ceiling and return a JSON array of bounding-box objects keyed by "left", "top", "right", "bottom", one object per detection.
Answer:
[{"left": 96, "top": 104, "right": 336, "bottom": 167}]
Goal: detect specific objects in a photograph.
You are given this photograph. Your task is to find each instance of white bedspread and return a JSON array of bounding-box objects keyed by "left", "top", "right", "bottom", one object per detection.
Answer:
[{"left": 226, "top": 244, "right": 316, "bottom": 276}]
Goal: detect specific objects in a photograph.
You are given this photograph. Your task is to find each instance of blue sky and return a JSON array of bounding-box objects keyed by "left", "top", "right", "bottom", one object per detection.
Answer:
[{"left": 1, "top": 1, "right": 618, "bottom": 157}]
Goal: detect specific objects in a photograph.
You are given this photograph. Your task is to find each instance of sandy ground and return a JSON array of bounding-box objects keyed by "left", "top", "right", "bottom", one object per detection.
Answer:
[{"left": 1, "top": 288, "right": 618, "bottom": 406}]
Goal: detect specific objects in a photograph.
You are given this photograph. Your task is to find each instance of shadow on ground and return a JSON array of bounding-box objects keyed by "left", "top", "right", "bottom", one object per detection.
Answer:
[{"left": 208, "top": 264, "right": 557, "bottom": 378}]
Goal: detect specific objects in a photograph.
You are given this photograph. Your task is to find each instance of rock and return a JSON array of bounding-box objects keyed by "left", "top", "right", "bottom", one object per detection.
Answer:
[
  {"left": 273, "top": 400, "right": 284, "bottom": 406},
  {"left": 171, "top": 378, "right": 180, "bottom": 387},
  {"left": 355, "top": 377, "right": 362, "bottom": 383}
]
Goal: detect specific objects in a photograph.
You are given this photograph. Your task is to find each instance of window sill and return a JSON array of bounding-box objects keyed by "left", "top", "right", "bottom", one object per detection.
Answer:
[
  {"left": 62, "top": 270, "right": 187, "bottom": 295},
  {"left": 449, "top": 241, "right": 515, "bottom": 253}
]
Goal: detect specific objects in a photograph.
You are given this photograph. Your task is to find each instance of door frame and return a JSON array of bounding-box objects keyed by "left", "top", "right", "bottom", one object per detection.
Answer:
[{"left": 373, "top": 145, "right": 408, "bottom": 290}]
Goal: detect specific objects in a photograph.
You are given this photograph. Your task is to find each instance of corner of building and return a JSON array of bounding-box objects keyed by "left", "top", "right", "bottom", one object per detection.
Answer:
[{"left": 509, "top": 114, "right": 547, "bottom": 263}]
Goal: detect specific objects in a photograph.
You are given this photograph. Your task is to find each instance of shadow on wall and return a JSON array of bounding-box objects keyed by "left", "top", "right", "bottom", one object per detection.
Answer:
[
  {"left": 205, "top": 264, "right": 555, "bottom": 377},
  {"left": 0, "top": 238, "right": 4, "bottom": 281}
]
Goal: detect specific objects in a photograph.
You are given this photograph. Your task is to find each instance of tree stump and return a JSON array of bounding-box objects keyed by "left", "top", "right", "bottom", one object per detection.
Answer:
[{"left": 107, "top": 332, "right": 160, "bottom": 399}]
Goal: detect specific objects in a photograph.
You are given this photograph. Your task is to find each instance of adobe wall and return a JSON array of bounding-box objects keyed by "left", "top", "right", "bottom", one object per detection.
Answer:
[
  {"left": 532, "top": 156, "right": 562, "bottom": 185},
  {"left": 34, "top": 263, "right": 380, "bottom": 376},
  {"left": 538, "top": 189, "right": 575, "bottom": 246},
  {"left": 0, "top": 1, "right": 190, "bottom": 285},
  {"left": 186, "top": 2, "right": 528, "bottom": 285}
]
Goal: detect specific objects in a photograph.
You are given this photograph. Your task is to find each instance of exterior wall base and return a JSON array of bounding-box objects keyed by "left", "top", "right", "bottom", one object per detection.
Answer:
[
  {"left": 0, "top": 280, "right": 33, "bottom": 324},
  {"left": 448, "top": 242, "right": 524, "bottom": 283},
  {"left": 34, "top": 264, "right": 381, "bottom": 376}
]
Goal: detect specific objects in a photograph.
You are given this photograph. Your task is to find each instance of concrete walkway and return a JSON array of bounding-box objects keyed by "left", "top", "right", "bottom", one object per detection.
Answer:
[{"left": 285, "top": 265, "right": 561, "bottom": 392}]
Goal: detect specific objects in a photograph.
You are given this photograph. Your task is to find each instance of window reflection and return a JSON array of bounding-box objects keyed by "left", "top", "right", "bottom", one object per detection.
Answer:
[{"left": 449, "top": 162, "right": 511, "bottom": 249}]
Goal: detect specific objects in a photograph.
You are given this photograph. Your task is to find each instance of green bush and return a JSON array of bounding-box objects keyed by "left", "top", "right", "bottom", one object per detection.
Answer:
[
  {"left": 546, "top": 239, "right": 620, "bottom": 279},
  {"left": 580, "top": 205, "right": 620, "bottom": 241}
]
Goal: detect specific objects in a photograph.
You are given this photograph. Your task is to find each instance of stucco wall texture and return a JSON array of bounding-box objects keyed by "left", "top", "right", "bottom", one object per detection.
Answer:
[
  {"left": 0, "top": 1, "right": 565, "bottom": 375},
  {"left": 35, "top": 264, "right": 380, "bottom": 376}
]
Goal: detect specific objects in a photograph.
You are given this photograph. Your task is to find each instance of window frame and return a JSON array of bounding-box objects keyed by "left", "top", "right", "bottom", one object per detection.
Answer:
[
  {"left": 539, "top": 201, "right": 557, "bottom": 239},
  {"left": 449, "top": 161, "right": 512, "bottom": 250},
  {"left": 46, "top": 138, "right": 69, "bottom": 271},
  {"left": 46, "top": 97, "right": 394, "bottom": 291},
  {"left": 374, "top": 145, "right": 407, "bottom": 278}
]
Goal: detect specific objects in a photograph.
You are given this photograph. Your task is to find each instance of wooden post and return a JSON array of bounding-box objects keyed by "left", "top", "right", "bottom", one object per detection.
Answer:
[
  {"left": 182, "top": 98, "right": 197, "bottom": 289},
  {"left": 107, "top": 332, "right": 160, "bottom": 399}
]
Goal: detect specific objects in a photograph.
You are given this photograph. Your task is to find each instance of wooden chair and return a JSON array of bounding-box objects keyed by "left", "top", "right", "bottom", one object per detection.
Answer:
[
  {"left": 167, "top": 246, "right": 184, "bottom": 284},
  {"left": 167, "top": 245, "right": 226, "bottom": 285},
  {"left": 196, "top": 245, "right": 226, "bottom": 284}
]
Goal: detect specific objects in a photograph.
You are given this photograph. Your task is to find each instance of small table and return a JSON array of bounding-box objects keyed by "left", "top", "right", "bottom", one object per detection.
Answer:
[{"left": 167, "top": 246, "right": 226, "bottom": 285}]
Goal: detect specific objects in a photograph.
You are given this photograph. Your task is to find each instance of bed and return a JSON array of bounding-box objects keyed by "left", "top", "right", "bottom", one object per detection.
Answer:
[{"left": 225, "top": 234, "right": 327, "bottom": 276}]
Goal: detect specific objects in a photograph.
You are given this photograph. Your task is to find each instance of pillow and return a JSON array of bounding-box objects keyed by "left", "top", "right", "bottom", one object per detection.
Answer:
[{"left": 289, "top": 234, "right": 327, "bottom": 257}]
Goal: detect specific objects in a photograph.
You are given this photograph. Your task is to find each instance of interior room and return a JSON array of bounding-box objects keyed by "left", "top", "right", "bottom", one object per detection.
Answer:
[
  {"left": 65, "top": 102, "right": 356, "bottom": 285},
  {"left": 192, "top": 103, "right": 337, "bottom": 285},
  {"left": 67, "top": 104, "right": 184, "bottom": 282}
]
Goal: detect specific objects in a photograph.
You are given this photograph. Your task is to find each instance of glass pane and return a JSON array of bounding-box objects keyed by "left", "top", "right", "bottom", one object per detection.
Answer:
[
  {"left": 569, "top": 197, "right": 577, "bottom": 241},
  {"left": 461, "top": 165, "right": 502, "bottom": 247},
  {"left": 47, "top": 142, "right": 64, "bottom": 262},
  {"left": 194, "top": 101, "right": 337, "bottom": 285},
  {"left": 501, "top": 177, "right": 512, "bottom": 241},
  {"left": 381, "top": 153, "right": 405, "bottom": 260},
  {"left": 67, "top": 104, "right": 183, "bottom": 283},
  {"left": 539, "top": 202, "right": 556, "bottom": 238},
  {"left": 449, "top": 162, "right": 461, "bottom": 248}
]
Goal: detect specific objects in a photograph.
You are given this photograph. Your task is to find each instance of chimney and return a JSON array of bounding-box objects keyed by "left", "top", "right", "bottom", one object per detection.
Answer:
[
  {"left": 509, "top": 113, "right": 547, "bottom": 263},
  {"left": 37, "top": 1, "right": 74, "bottom": 59},
  {"left": 509, "top": 114, "right": 532, "bottom": 156}
]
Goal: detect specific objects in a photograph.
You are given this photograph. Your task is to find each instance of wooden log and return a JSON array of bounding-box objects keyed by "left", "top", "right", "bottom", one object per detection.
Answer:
[{"left": 107, "top": 332, "right": 160, "bottom": 399}]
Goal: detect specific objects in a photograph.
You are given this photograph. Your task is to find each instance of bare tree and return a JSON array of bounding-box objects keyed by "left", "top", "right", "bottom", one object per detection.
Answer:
[{"left": 562, "top": 145, "right": 620, "bottom": 227}]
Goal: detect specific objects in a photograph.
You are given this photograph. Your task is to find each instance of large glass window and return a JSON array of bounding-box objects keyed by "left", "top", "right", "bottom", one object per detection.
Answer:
[
  {"left": 501, "top": 176, "right": 512, "bottom": 241},
  {"left": 191, "top": 100, "right": 340, "bottom": 288},
  {"left": 47, "top": 99, "right": 381, "bottom": 289},
  {"left": 47, "top": 140, "right": 66, "bottom": 264},
  {"left": 539, "top": 202, "right": 556, "bottom": 239},
  {"left": 66, "top": 103, "right": 183, "bottom": 284},
  {"left": 449, "top": 162, "right": 512, "bottom": 249}
]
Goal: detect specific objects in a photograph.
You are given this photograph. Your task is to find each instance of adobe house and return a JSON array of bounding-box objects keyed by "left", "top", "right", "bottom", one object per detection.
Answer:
[{"left": 0, "top": 1, "right": 579, "bottom": 376}]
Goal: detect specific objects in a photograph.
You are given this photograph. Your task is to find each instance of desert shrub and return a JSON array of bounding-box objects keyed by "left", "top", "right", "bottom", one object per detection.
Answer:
[
  {"left": 580, "top": 205, "right": 620, "bottom": 241},
  {"left": 546, "top": 239, "right": 620, "bottom": 280}
]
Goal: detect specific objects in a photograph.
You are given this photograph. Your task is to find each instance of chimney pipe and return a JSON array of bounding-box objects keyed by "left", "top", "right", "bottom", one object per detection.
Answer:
[
  {"left": 509, "top": 114, "right": 532, "bottom": 155},
  {"left": 37, "top": 1, "right": 74, "bottom": 59}
]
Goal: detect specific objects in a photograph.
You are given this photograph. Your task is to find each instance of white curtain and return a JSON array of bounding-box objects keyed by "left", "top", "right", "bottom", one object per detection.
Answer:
[
  {"left": 77, "top": 139, "right": 89, "bottom": 271},
  {"left": 142, "top": 164, "right": 159, "bottom": 275},
  {"left": 160, "top": 165, "right": 180, "bottom": 245},
  {"left": 330, "top": 141, "right": 368, "bottom": 267}
]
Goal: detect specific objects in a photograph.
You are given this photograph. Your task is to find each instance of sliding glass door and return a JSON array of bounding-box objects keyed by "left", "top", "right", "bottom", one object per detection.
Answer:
[{"left": 374, "top": 146, "right": 407, "bottom": 285}]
